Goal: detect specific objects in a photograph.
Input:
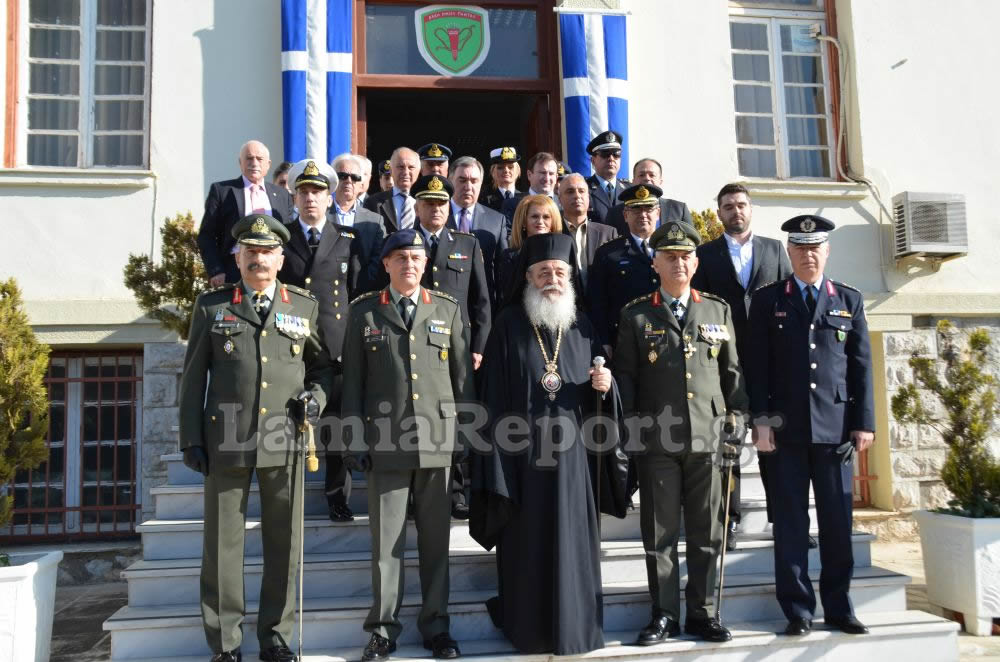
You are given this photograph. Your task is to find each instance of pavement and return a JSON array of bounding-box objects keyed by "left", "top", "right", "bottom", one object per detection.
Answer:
[{"left": 50, "top": 541, "right": 998, "bottom": 661}]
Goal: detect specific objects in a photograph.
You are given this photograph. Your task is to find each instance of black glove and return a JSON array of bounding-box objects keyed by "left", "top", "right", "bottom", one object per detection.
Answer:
[
  {"left": 292, "top": 390, "right": 321, "bottom": 427},
  {"left": 182, "top": 446, "right": 209, "bottom": 476},
  {"left": 835, "top": 440, "right": 856, "bottom": 465},
  {"left": 345, "top": 454, "right": 372, "bottom": 473},
  {"left": 722, "top": 412, "right": 747, "bottom": 460}
]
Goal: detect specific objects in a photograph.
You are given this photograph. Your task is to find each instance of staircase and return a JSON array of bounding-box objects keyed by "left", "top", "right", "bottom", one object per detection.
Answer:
[{"left": 104, "top": 450, "right": 959, "bottom": 661}]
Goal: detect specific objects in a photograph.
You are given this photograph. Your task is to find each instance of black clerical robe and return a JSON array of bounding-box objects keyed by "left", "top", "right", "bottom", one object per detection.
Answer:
[{"left": 470, "top": 304, "right": 616, "bottom": 655}]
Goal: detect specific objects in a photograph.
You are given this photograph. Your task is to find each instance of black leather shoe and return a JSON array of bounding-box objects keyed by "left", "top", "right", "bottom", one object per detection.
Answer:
[
  {"left": 211, "top": 651, "right": 241, "bottom": 662},
  {"left": 362, "top": 633, "right": 396, "bottom": 662},
  {"left": 328, "top": 501, "right": 354, "bottom": 522},
  {"left": 636, "top": 613, "right": 680, "bottom": 645},
  {"left": 423, "top": 632, "right": 461, "bottom": 659},
  {"left": 685, "top": 617, "right": 732, "bottom": 642},
  {"left": 726, "top": 519, "right": 739, "bottom": 552},
  {"left": 259, "top": 645, "right": 296, "bottom": 661},
  {"left": 827, "top": 614, "right": 869, "bottom": 634},
  {"left": 784, "top": 618, "right": 812, "bottom": 635},
  {"left": 451, "top": 502, "right": 470, "bottom": 520},
  {"left": 807, "top": 535, "right": 818, "bottom": 549}
]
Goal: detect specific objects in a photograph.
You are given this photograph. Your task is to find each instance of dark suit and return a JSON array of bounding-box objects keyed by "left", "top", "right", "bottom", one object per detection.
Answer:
[
  {"left": 604, "top": 197, "right": 693, "bottom": 236},
  {"left": 587, "top": 234, "right": 660, "bottom": 348},
  {"left": 747, "top": 276, "right": 875, "bottom": 624},
  {"left": 585, "top": 175, "right": 629, "bottom": 225},
  {"left": 479, "top": 188, "right": 520, "bottom": 213},
  {"left": 498, "top": 191, "right": 527, "bottom": 223},
  {"left": 691, "top": 234, "right": 792, "bottom": 524},
  {"left": 447, "top": 203, "right": 508, "bottom": 309},
  {"left": 197, "top": 176, "right": 294, "bottom": 282},
  {"left": 364, "top": 189, "right": 410, "bottom": 234},
  {"left": 564, "top": 220, "right": 618, "bottom": 292}
]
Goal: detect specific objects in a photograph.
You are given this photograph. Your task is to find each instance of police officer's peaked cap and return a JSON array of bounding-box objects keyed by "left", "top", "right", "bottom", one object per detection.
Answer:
[
  {"left": 587, "top": 130, "right": 623, "bottom": 154},
  {"left": 782, "top": 214, "right": 836, "bottom": 244}
]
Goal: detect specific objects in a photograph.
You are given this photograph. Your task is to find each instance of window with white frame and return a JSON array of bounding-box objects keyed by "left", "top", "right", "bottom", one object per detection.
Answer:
[
  {"left": 729, "top": 0, "right": 834, "bottom": 179},
  {"left": 24, "top": 0, "right": 151, "bottom": 168}
]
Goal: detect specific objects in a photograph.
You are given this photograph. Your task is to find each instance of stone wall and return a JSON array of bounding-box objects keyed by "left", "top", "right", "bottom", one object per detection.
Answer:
[
  {"left": 140, "top": 342, "right": 185, "bottom": 521},
  {"left": 883, "top": 317, "right": 1000, "bottom": 514}
]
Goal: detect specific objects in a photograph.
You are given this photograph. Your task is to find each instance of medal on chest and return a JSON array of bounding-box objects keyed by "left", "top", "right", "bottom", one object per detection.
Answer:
[
  {"left": 533, "top": 324, "right": 563, "bottom": 401},
  {"left": 683, "top": 333, "right": 697, "bottom": 359}
]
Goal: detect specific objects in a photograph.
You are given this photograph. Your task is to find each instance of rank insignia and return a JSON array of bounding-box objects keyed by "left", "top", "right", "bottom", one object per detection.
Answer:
[
  {"left": 501, "top": 146, "right": 516, "bottom": 160},
  {"left": 341, "top": 262, "right": 348, "bottom": 274},
  {"left": 223, "top": 339, "right": 234, "bottom": 354},
  {"left": 252, "top": 217, "right": 269, "bottom": 234},
  {"left": 448, "top": 253, "right": 468, "bottom": 260},
  {"left": 440, "top": 349, "right": 448, "bottom": 361},
  {"left": 828, "top": 309, "right": 852, "bottom": 318},
  {"left": 215, "top": 310, "right": 224, "bottom": 321},
  {"left": 430, "top": 319, "right": 446, "bottom": 325},
  {"left": 648, "top": 350, "right": 658, "bottom": 364},
  {"left": 429, "top": 325, "right": 451, "bottom": 334},
  {"left": 837, "top": 330, "right": 847, "bottom": 342},
  {"left": 428, "top": 176, "right": 444, "bottom": 191},
  {"left": 342, "top": 231, "right": 355, "bottom": 239}
]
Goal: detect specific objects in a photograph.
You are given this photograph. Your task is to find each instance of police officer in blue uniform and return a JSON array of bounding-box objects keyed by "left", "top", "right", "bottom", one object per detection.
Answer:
[{"left": 747, "top": 215, "right": 875, "bottom": 637}]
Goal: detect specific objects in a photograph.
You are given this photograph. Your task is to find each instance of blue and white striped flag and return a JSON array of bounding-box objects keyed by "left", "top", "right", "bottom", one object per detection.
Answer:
[
  {"left": 280, "top": 0, "right": 353, "bottom": 163},
  {"left": 558, "top": 13, "right": 629, "bottom": 177}
]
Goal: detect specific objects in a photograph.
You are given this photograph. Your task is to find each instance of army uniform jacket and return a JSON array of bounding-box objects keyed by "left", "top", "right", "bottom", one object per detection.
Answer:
[
  {"left": 615, "top": 290, "right": 748, "bottom": 454},
  {"left": 341, "top": 287, "right": 475, "bottom": 471},
  {"left": 587, "top": 234, "right": 660, "bottom": 347},
  {"left": 418, "top": 227, "right": 492, "bottom": 354},
  {"left": 747, "top": 276, "right": 875, "bottom": 445},
  {"left": 179, "top": 281, "right": 333, "bottom": 468}
]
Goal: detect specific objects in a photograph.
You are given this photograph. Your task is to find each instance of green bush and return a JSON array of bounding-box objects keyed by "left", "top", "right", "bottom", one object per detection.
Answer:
[
  {"left": 123, "top": 213, "right": 207, "bottom": 341},
  {"left": 891, "top": 320, "right": 1000, "bottom": 517},
  {"left": 692, "top": 208, "right": 724, "bottom": 243}
]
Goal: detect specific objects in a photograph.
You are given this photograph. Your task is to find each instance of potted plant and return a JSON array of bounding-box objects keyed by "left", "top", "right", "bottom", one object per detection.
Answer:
[
  {"left": 0, "top": 277, "right": 63, "bottom": 661},
  {"left": 892, "top": 319, "right": 1000, "bottom": 636}
]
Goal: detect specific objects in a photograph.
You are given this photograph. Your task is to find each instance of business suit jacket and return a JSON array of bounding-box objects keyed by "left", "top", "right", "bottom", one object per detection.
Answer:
[
  {"left": 341, "top": 287, "right": 475, "bottom": 471},
  {"left": 364, "top": 189, "right": 407, "bottom": 234},
  {"left": 197, "top": 176, "right": 294, "bottom": 281},
  {"left": 586, "top": 175, "right": 629, "bottom": 225},
  {"left": 447, "top": 203, "right": 508, "bottom": 308},
  {"left": 419, "top": 226, "right": 492, "bottom": 354},
  {"left": 564, "top": 220, "right": 618, "bottom": 291},
  {"left": 604, "top": 197, "right": 693, "bottom": 236},
  {"left": 615, "top": 289, "right": 748, "bottom": 453},
  {"left": 691, "top": 234, "right": 792, "bottom": 369},
  {"left": 178, "top": 281, "right": 332, "bottom": 468},
  {"left": 587, "top": 234, "right": 661, "bottom": 347},
  {"left": 747, "top": 277, "right": 875, "bottom": 445},
  {"left": 328, "top": 203, "right": 388, "bottom": 237}
]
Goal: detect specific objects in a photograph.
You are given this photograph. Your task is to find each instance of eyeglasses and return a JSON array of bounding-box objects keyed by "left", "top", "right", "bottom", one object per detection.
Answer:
[
  {"left": 597, "top": 150, "right": 621, "bottom": 159},
  {"left": 336, "top": 172, "right": 363, "bottom": 182}
]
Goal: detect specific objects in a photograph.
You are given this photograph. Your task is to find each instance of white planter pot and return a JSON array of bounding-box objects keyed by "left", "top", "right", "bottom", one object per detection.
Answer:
[
  {"left": 0, "top": 550, "right": 63, "bottom": 662},
  {"left": 914, "top": 510, "right": 1000, "bottom": 636}
]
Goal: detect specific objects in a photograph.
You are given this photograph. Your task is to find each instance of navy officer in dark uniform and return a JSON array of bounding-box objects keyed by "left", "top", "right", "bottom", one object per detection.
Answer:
[{"left": 747, "top": 214, "right": 875, "bottom": 637}]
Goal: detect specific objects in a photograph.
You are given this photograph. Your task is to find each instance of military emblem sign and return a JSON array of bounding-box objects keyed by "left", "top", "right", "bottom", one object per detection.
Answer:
[{"left": 415, "top": 6, "right": 491, "bottom": 77}]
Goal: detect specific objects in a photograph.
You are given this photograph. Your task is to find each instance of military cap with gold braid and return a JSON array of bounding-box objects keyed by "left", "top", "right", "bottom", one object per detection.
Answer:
[
  {"left": 620, "top": 183, "right": 663, "bottom": 207},
  {"left": 586, "top": 130, "right": 623, "bottom": 154},
  {"left": 417, "top": 142, "right": 452, "bottom": 162},
  {"left": 489, "top": 146, "right": 520, "bottom": 164},
  {"left": 411, "top": 174, "right": 454, "bottom": 201},
  {"left": 377, "top": 159, "right": 391, "bottom": 175},
  {"left": 781, "top": 214, "right": 835, "bottom": 245},
  {"left": 294, "top": 160, "right": 330, "bottom": 190},
  {"left": 650, "top": 220, "right": 700, "bottom": 252},
  {"left": 556, "top": 161, "right": 569, "bottom": 179},
  {"left": 231, "top": 214, "right": 291, "bottom": 247}
]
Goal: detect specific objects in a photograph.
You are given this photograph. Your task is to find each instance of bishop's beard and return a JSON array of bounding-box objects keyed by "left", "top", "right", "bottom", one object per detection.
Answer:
[{"left": 524, "top": 280, "right": 577, "bottom": 333}]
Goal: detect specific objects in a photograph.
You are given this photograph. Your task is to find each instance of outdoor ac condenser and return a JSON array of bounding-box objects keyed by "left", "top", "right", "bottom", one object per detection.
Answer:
[{"left": 892, "top": 191, "right": 968, "bottom": 262}]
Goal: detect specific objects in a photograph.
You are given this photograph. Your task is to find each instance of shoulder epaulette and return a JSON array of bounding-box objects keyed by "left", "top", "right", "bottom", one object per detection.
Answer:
[
  {"left": 752, "top": 280, "right": 782, "bottom": 295},
  {"left": 832, "top": 280, "right": 860, "bottom": 292},
  {"left": 283, "top": 283, "right": 316, "bottom": 299},
  {"left": 623, "top": 293, "right": 654, "bottom": 310},
  {"left": 202, "top": 282, "right": 236, "bottom": 295},
  {"left": 429, "top": 289, "right": 459, "bottom": 304},
  {"left": 350, "top": 291, "right": 380, "bottom": 306},
  {"left": 696, "top": 290, "right": 727, "bottom": 304},
  {"left": 451, "top": 230, "right": 474, "bottom": 238}
]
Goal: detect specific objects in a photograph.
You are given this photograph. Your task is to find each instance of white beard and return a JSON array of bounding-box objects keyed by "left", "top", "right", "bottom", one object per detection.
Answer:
[{"left": 524, "top": 280, "right": 577, "bottom": 333}]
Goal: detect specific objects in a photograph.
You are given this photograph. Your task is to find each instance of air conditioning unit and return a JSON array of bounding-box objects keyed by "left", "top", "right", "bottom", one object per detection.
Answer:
[{"left": 892, "top": 191, "right": 967, "bottom": 262}]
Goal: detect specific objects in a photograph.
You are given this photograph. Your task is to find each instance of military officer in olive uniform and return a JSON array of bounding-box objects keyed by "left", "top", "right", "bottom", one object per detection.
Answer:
[
  {"left": 748, "top": 215, "right": 875, "bottom": 637},
  {"left": 614, "top": 220, "right": 749, "bottom": 645},
  {"left": 587, "top": 184, "right": 664, "bottom": 353},
  {"left": 341, "top": 228, "right": 475, "bottom": 662},
  {"left": 179, "top": 214, "right": 333, "bottom": 662}
]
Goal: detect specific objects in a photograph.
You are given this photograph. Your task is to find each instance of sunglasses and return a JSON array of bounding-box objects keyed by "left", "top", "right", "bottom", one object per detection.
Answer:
[
  {"left": 337, "top": 172, "right": 363, "bottom": 182},
  {"left": 597, "top": 150, "right": 622, "bottom": 159}
]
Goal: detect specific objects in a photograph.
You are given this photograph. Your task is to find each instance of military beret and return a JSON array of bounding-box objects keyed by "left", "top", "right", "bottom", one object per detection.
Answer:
[
  {"left": 587, "top": 130, "right": 623, "bottom": 154},
  {"left": 377, "top": 159, "right": 391, "bottom": 176},
  {"left": 620, "top": 183, "right": 663, "bottom": 207},
  {"left": 231, "top": 214, "right": 291, "bottom": 247},
  {"left": 782, "top": 214, "right": 835, "bottom": 244},
  {"left": 417, "top": 143, "right": 452, "bottom": 162},
  {"left": 380, "top": 227, "right": 427, "bottom": 259},
  {"left": 650, "top": 220, "right": 700, "bottom": 252},
  {"left": 489, "top": 146, "right": 520, "bottom": 164},
  {"left": 294, "top": 160, "right": 330, "bottom": 190},
  {"left": 411, "top": 174, "right": 453, "bottom": 201}
]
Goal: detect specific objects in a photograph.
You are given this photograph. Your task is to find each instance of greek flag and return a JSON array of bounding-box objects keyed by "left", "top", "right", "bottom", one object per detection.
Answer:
[
  {"left": 558, "top": 12, "right": 629, "bottom": 176},
  {"left": 280, "top": 0, "right": 353, "bottom": 163}
]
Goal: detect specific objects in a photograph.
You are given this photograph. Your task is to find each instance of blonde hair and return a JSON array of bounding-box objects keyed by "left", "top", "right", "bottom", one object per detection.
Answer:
[
  {"left": 510, "top": 195, "right": 563, "bottom": 250},
  {"left": 490, "top": 161, "right": 521, "bottom": 189}
]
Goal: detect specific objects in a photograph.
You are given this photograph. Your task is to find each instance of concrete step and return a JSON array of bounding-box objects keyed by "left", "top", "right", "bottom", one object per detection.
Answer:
[
  {"left": 132, "top": 610, "right": 960, "bottom": 662},
  {"left": 151, "top": 481, "right": 369, "bottom": 520},
  {"left": 122, "top": 533, "right": 874, "bottom": 607},
  {"left": 104, "top": 566, "right": 912, "bottom": 659}
]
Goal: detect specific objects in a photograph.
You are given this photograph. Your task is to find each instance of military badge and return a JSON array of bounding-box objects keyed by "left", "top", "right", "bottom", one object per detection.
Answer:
[
  {"left": 648, "top": 350, "right": 658, "bottom": 364},
  {"left": 429, "top": 176, "right": 444, "bottom": 191},
  {"left": 341, "top": 262, "right": 348, "bottom": 274},
  {"left": 837, "top": 330, "right": 847, "bottom": 342},
  {"left": 431, "top": 319, "right": 446, "bottom": 325},
  {"left": 828, "top": 309, "right": 852, "bottom": 318},
  {"left": 252, "top": 217, "right": 269, "bottom": 234},
  {"left": 440, "top": 349, "right": 448, "bottom": 361},
  {"left": 501, "top": 146, "right": 516, "bottom": 160},
  {"left": 683, "top": 333, "right": 697, "bottom": 359},
  {"left": 635, "top": 186, "right": 650, "bottom": 201},
  {"left": 800, "top": 218, "right": 816, "bottom": 233},
  {"left": 448, "top": 252, "right": 468, "bottom": 260},
  {"left": 667, "top": 224, "right": 685, "bottom": 242},
  {"left": 292, "top": 344, "right": 300, "bottom": 355},
  {"left": 429, "top": 325, "right": 451, "bottom": 334},
  {"left": 711, "top": 346, "right": 720, "bottom": 358},
  {"left": 697, "top": 324, "right": 731, "bottom": 344},
  {"left": 215, "top": 310, "right": 224, "bottom": 321},
  {"left": 304, "top": 161, "right": 320, "bottom": 176},
  {"left": 427, "top": 144, "right": 443, "bottom": 158},
  {"left": 223, "top": 339, "right": 234, "bottom": 354}
]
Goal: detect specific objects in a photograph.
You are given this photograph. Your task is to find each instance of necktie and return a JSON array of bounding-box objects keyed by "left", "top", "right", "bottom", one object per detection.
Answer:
[
  {"left": 253, "top": 291, "right": 270, "bottom": 319},
  {"left": 805, "top": 285, "right": 817, "bottom": 314},
  {"left": 504, "top": 190, "right": 512, "bottom": 200},
  {"left": 606, "top": 182, "right": 614, "bottom": 203},
  {"left": 459, "top": 208, "right": 471, "bottom": 233},
  {"left": 642, "top": 240, "right": 652, "bottom": 259},
  {"left": 429, "top": 234, "right": 440, "bottom": 263},
  {"left": 250, "top": 185, "right": 267, "bottom": 213},
  {"left": 307, "top": 227, "right": 320, "bottom": 252},
  {"left": 670, "top": 299, "right": 686, "bottom": 325},
  {"left": 399, "top": 194, "right": 415, "bottom": 229},
  {"left": 398, "top": 297, "right": 415, "bottom": 329}
]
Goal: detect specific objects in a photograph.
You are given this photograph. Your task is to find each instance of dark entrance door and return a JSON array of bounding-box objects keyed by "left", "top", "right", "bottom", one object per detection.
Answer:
[{"left": 361, "top": 88, "right": 552, "bottom": 193}]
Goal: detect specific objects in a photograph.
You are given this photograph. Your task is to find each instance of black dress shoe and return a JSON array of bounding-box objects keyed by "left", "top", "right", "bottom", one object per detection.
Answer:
[
  {"left": 211, "top": 651, "right": 241, "bottom": 662},
  {"left": 362, "top": 633, "right": 396, "bottom": 662},
  {"left": 784, "top": 618, "right": 812, "bottom": 635},
  {"left": 423, "top": 632, "right": 461, "bottom": 659},
  {"left": 451, "top": 502, "right": 470, "bottom": 520},
  {"left": 726, "top": 519, "right": 739, "bottom": 552},
  {"left": 807, "top": 535, "right": 818, "bottom": 549},
  {"left": 636, "top": 613, "right": 680, "bottom": 645},
  {"left": 827, "top": 614, "right": 869, "bottom": 634},
  {"left": 685, "top": 617, "right": 732, "bottom": 642},
  {"left": 328, "top": 501, "right": 354, "bottom": 522},
  {"left": 259, "top": 644, "right": 296, "bottom": 661}
]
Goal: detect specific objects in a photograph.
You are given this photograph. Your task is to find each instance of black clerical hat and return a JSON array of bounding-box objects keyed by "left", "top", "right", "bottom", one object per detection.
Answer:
[{"left": 523, "top": 233, "right": 575, "bottom": 268}]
